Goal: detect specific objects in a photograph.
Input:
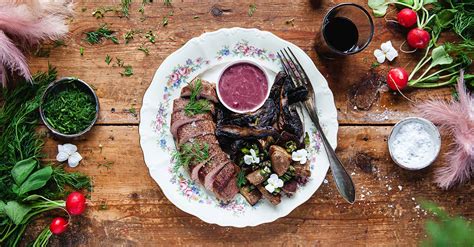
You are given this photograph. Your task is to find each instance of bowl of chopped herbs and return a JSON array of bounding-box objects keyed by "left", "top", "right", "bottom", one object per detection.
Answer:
[{"left": 40, "top": 77, "right": 99, "bottom": 138}]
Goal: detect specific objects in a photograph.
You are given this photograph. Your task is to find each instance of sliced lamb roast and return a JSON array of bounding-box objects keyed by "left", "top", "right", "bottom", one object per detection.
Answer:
[
  {"left": 170, "top": 110, "right": 213, "bottom": 138},
  {"left": 173, "top": 98, "right": 215, "bottom": 114},
  {"left": 181, "top": 78, "right": 219, "bottom": 103},
  {"left": 176, "top": 120, "right": 216, "bottom": 145}
]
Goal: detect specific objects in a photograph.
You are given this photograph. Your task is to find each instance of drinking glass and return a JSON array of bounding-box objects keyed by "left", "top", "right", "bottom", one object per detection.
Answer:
[{"left": 315, "top": 3, "right": 374, "bottom": 59}]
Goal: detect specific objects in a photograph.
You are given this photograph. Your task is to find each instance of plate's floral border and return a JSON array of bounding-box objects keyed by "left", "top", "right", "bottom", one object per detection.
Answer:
[{"left": 151, "top": 40, "right": 321, "bottom": 214}]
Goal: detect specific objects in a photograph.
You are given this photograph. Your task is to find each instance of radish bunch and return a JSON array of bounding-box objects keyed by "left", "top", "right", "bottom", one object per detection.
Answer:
[{"left": 397, "top": 8, "right": 431, "bottom": 49}]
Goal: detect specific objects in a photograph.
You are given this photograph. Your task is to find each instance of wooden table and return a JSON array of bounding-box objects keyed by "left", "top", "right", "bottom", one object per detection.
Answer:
[{"left": 26, "top": 0, "right": 472, "bottom": 245}]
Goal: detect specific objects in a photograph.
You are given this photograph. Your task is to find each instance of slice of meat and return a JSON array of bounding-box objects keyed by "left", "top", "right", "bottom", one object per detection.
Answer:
[
  {"left": 212, "top": 163, "right": 238, "bottom": 192},
  {"left": 181, "top": 79, "right": 218, "bottom": 103},
  {"left": 257, "top": 185, "right": 281, "bottom": 205},
  {"left": 191, "top": 134, "right": 219, "bottom": 146},
  {"left": 177, "top": 120, "right": 216, "bottom": 145},
  {"left": 173, "top": 98, "right": 215, "bottom": 115},
  {"left": 170, "top": 110, "right": 212, "bottom": 138},
  {"left": 240, "top": 186, "right": 262, "bottom": 206},
  {"left": 199, "top": 151, "right": 230, "bottom": 189},
  {"left": 269, "top": 145, "right": 292, "bottom": 176},
  {"left": 214, "top": 177, "right": 239, "bottom": 201},
  {"left": 189, "top": 153, "right": 214, "bottom": 180}
]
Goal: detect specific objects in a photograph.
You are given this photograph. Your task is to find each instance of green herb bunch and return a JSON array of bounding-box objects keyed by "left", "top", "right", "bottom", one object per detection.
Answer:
[
  {"left": 0, "top": 66, "right": 91, "bottom": 246},
  {"left": 172, "top": 142, "right": 209, "bottom": 172},
  {"left": 184, "top": 79, "right": 211, "bottom": 116},
  {"left": 42, "top": 81, "right": 97, "bottom": 135}
]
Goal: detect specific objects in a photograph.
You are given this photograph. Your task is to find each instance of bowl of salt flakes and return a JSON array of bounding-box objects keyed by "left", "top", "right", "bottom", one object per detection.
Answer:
[
  {"left": 388, "top": 117, "right": 441, "bottom": 170},
  {"left": 40, "top": 77, "right": 99, "bottom": 139}
]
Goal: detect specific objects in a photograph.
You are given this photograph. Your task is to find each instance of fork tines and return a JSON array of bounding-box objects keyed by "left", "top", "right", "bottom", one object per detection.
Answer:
[{"left": 277, "top": 47, "right": 311, "bottom": 89}]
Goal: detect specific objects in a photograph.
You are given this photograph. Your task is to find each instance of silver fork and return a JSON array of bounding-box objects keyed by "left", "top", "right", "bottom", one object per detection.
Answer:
[{"left": 278, "top": 47, "right": 355, "bottom": 204}]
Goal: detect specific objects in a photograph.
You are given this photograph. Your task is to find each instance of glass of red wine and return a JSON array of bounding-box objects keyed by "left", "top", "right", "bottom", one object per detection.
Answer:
[{"left": 315, "top": 3, "right": 374, "bottom": 59}]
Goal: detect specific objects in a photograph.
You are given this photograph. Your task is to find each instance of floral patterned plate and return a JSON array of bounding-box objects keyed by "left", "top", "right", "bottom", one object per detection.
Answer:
[{"left": 139, "top": 28, "right": 338, "bottom": 227}]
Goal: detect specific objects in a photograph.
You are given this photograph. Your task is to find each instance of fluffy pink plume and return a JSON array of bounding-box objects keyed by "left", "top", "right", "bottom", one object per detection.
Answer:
[
  {"left": 417, "top": 70, "right": 474, "bottom": 189},
  {"left": 0, "top": 0, "right": 73, "bottom": 84}
]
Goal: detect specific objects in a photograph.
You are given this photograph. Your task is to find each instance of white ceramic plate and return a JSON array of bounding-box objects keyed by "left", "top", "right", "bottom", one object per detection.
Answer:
[{"left": 139, "top": 28, "right": 338, "bottom": 227}]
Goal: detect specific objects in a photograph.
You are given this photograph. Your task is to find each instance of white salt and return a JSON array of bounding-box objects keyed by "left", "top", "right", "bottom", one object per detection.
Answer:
[{"left": 390, "top": 122, "right": 436, "bottom": 169}]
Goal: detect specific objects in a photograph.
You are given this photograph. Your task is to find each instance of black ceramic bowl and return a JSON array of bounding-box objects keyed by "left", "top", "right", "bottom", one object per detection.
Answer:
[{"left": 40, "top": 77, "right": 99, "bottom": 139}]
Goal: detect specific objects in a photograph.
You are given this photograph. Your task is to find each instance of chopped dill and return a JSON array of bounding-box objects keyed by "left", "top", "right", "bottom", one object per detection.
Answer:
[
  {"left": 164, "top": 0, "right": 172, "bottom": 7},
  {"left": 162, "top": 16, "right": 169, "bottom": 27},
  {"left": 92, "top": 7, "right": 114, "bottom": 18},
  {"left": 138, "top": 45, "right": 149, "bottom": 55},
  {"left": 105, "top": 54, "right": 112, "bottom": 65},
  {"left": 248, "top": 3, "right": 256, "bottom": 17},
  {"left": 184, "top": 79, "right": 211, "bottom": 116},
  {"left": 120, "top": 0, "right": 132, "bottom": 17},
  {"left": 121, "top": 65, "right": 134, "bottom": 77},
  {"left": 124, "top": 30, "right": 136, "bottom": 44},
  {"left": 80, "top": 47, "right": 84, "bottom": 56},
  {"left": 84, "top": 24, "right": 119, "bottom": 44},
  {"left": 172, "top": 142, "right": 209, "bottom": 172},
  {"left": 145, "top": 30, "right": 156, "bottom": 43}
]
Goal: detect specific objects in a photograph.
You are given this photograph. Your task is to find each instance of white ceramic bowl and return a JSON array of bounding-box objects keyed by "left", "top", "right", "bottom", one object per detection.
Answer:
[
  {"left": 388, "top": 117, "right": 441, "bottom": 170},
  {"left": 216, "top": 59, "right": 271, "bottom": 114}
]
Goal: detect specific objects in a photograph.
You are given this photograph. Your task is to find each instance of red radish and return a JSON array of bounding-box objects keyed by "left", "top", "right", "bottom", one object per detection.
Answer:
[
  {"left": 66, "top": 192, "right": 86, "bottom": 215},
  {"left": 397, "top": 8, "right": 417, "bottom": 28},
  {"left": 50, "top": 217, "right": 68, "bottom": 235},
  {"left": 387, "top": 68, "right": 408, "bottom": 91},
  {"left": 407, "top": 28, "right": 430, "bottom": 49}
]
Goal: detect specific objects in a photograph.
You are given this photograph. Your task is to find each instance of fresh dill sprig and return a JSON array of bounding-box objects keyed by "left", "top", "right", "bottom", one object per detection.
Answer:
[
  {"left": 145, "top": 30, "right": 156, "bottom": 43},
  {"left": 162, "top": 16, "right": 169, "bottom": 27},
  {"left": 248, "top": 3, "right": 256, "bottom": 17},
  {"left": 138, "top": 45, "right": 149, "bottom": 55},
  {"left": 92, "top": 7, "right": 114, "bottom": 18},
  {"left": 184, "top": 78, "right": 211, "bottom": 116},
  {"left": 164, "top": 0, "right": 172, "bottom": 7},
  {"left": 124, "top": 30, "right": 136, "bottom": 44},
  {"left": 172, "top": 143, "right": 209, "bottom": 172},
  {"left": 116, "top": 57, "right": 124, "bottom": 67},
  {"left": 84, "top": 24, "right": 119, "bottom": 44},
  {"left": 121, "top": 65, "right": 134, "bottom": 77},
  {"left": 105, "top": 54, "right": 112, "bottom": 65},
  {"left": 120, "top": 0, "right": 132, "bottom": 18}
]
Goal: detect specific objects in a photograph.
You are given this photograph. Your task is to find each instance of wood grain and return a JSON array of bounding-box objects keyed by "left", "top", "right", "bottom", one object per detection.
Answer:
[
  {"left": 21, "top": 0, "right": 472, "bottom": 246},
  {"left": 21, "top": 125, "right": 471, "bottom": 246}
]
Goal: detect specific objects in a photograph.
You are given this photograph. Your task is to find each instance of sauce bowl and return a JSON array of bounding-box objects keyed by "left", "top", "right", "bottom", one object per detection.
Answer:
[{"left": 216, "top": 60, "right": 271, "bottom": 114}]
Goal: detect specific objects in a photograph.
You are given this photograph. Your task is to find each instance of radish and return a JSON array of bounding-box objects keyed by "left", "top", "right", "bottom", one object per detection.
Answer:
[
  {"left": 387, "top": 68, "right": 408, "bottom": 90},
  {"left": 397, "top": 8, "right": 417, "bottom": 28},
  {"left": 66, "top": 191, "right": 86, "bottom": 215},
  {"left": 50, "top": 217, "right": 68, "bottom": 235},
  {"left": 407, "top": 28, "right": 430, "bottom": 49}
]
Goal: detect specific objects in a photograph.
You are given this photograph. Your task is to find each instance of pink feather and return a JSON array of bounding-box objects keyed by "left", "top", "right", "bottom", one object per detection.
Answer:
[
  {"left": 0, "top": 0, "right": 73, "bottom": 84},
  {"left": 417, "top": 70, "right": 474, "bottom": 189},
  {"left": 0, "top": 30, "right": 31, "bottom": 80}
]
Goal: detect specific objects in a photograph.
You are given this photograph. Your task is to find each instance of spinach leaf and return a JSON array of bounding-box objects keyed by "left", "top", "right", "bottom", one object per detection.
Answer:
[
  {"left": 4, "top": 201, "right": 32, "bottom": 225},
  {"left": 17, "top": 166, "right": 52, "bottom": 196},
  {"left": 368, "top": 0, "right": 388, "bottom": 17},
  {"left": 11, "top": 157, "right": 37, "bottom": 186},
  {"left": 431, "top": 46, "right": 454, "bottom": 67}
]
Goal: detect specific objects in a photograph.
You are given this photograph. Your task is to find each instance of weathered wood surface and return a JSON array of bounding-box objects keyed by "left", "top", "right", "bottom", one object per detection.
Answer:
[{"left": 24, "top": 0, "right": 472, "bottom": 246}]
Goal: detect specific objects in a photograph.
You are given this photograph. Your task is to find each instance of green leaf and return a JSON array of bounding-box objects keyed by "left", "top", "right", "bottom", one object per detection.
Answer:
[
  {"left": 11, "top": 157, "right": 38, "bottom": 186},
  {"left": 431, "top": 46, "right": 453, "bottom": 67},
  {"left": 22, "top": 194, "right": 42, "bottom": 202},
  {"left": 435, "top": 9, "right": 456, "bottom": 29},
  {"left": 4, "top": 201, "right": 32, "bottom": 225},
  {"left": 368, "top": 0, "right": 388, "bottom": 17},
  {"left": 17, "top": 166, "right": 52, "bottom": 195},
  {"left": 423, "top": 0, "right": 437, "bottom": 4},
  {"left": 0, "top": 201, "right": 6, "bottom": 216}
]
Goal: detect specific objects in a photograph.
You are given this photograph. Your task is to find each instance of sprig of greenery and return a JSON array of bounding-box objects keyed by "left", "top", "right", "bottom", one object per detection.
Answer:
[
  {"left": 236, "top": 170, "right": 247, "bottom": 188},
  {"left": 121, "top": 65, "right": 134, "bottom": 77},
  {"left": 120, "top": 0, "right": 132, "bottom": 17},
  {"left": 172, "top": 143, "right": 209, "bottom": 172},
  {"left": 124, "top": 30, "right": 136, "bottom": 44},
  {"left": 248, "top": 3, "right": 256, "bottom": 17},
  {"left": 145, "top": 30, "right": 156, "bottom": 43},
  {"left": 421, "top": 202, "right": 474, "bottom": 246},
  {"left": 162, "top": 16, "right": 169, "bottom": 27},
  {"left": 164, "top": 0, "right": 172, "bottom": 7},
  {"left": 184, "top": 79, "right": 211, "bottom": 116},
  {"left": 105, "top": 54, "right": 112, "bottom": 65},
  {"left": 84, "top": 24, "right": 119, "bottom": 44},
  {"left": 92, "top": 7, "right": 114, "bottom": 18},
  {"left": 138, "top": 45, "right": 150, "bottom": 55}
]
